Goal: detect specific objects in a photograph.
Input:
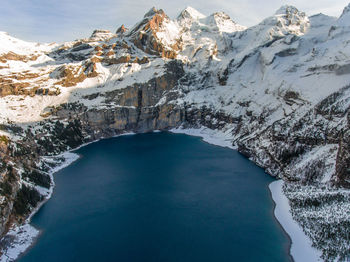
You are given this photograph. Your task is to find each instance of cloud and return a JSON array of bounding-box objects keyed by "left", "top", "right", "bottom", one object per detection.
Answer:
[{"left": 0, "top": 0, "right": 349, "bottom": 43}]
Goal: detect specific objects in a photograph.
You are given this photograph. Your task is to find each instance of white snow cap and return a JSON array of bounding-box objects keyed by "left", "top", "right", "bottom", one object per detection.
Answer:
[
  {"left": 0, "top": 31, "right": 52, "bottom": 55},
  {"left": 178, "top": 6, "right": 205, "bottom": 20},
  {"left": 204, "top": 12, "right": 246, "bottom": 33},
  {"left": 275, "top": 5, "right": 301, "bottom": 15},
  {"left": 271, "top": 5, "right": 309, "bottom": 35},
  {"left": 337, "top": 3, "right": 350, "bottom": 25},
  {"left": 341, "top": 3, "right": 350, "bottom": 16}
]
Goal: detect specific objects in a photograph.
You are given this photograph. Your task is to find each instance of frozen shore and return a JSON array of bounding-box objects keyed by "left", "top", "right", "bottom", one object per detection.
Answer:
[
  {"left": 269, "top": 180, "right": 322, "bottom": 262},
  {"left": 0, "top": 152, "right": 79, "bottom": 262},
  {"left": 170, "top": 126, "right": 237, "bottom": 149}
]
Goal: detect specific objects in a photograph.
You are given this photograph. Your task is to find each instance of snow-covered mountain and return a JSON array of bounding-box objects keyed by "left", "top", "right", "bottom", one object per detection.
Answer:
[{"left": 0, "top": 5, "right": 349, "bottom": 261}]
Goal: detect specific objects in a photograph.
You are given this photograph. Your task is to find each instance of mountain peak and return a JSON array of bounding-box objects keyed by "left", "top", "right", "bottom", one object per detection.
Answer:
[
  {"left": 116, "top": 25, "right": 127, "bottom": 34},
  {"left": 205, "top": 12, "right": 246, "bottom": 32},
  {"left": 144, "top": 7, "right": 165, "bottom": 18},
  {"left": 275, "top": 5, "right": 300, "bottom": 16},
  {"left": 178, "top": 6, "right": 205, "bottom": 20},
  {"left": 337, "top": 3, "right": 350, "bottom": 25},
  {"left": 340, "top": 3, "right": 350, "bottom": 16},
  {"left": 89, "top": 30, "right": 115, "bottom": 42},
  {"left": 269, "top": 5, "right": 309, "bottom": 35}
]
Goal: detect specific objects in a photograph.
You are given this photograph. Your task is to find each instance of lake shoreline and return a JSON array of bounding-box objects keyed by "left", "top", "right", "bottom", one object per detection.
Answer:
[
  {"left": 170, "top": 127, "right": 322, "bottom": 262},
  {"left": 269, "top": 180, "right": 322, "bottom": 262},
  {"left": 0, "top": 132, "right": 139, "bottom": 261},
  {"left": 0, "top": 152, "right": 80, "bottom": 262},
  {"left": 1, "top": 128, "right": 317, "bottom": 261}
]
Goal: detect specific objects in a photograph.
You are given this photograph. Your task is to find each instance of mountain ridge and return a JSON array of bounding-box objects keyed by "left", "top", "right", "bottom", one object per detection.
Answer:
[{"left": 0, "top": 4, "right": 350, "bottom": 261}]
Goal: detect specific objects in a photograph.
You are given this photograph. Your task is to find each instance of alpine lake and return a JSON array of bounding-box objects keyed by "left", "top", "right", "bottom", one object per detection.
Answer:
[{"left": 20, "top": 132, "right": 291, "bottom": 262}]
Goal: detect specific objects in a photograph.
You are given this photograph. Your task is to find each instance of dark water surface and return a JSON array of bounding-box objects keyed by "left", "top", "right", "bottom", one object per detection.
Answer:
[{"left": 20, "top": 132, "right": 291, "bottom": 262}]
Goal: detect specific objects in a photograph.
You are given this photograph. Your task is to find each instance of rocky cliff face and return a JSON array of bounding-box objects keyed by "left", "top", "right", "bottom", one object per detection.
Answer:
[{"left": 0, "top": 5, "right": 350, "bottom": 261}]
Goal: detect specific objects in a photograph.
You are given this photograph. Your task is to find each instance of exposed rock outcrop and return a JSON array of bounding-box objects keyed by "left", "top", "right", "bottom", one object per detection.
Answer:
[{"left": 128, "top": 8, "right": 181, "bottom": 59}]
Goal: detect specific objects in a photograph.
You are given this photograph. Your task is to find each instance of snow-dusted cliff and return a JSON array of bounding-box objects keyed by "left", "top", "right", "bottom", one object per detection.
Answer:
[{"left": 0, "top": 4, "right": 349, "bottom": 261}]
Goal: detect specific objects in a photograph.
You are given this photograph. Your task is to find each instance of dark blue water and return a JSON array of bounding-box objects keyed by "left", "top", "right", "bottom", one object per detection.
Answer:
[{"left": 20, "top": 132, "right": 291, "bottom": 262}]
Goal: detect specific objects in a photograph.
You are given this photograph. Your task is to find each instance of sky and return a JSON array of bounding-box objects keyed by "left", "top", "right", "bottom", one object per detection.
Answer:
[{"left": 0, "top": 0, "right": 349, "bottom": 43}]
